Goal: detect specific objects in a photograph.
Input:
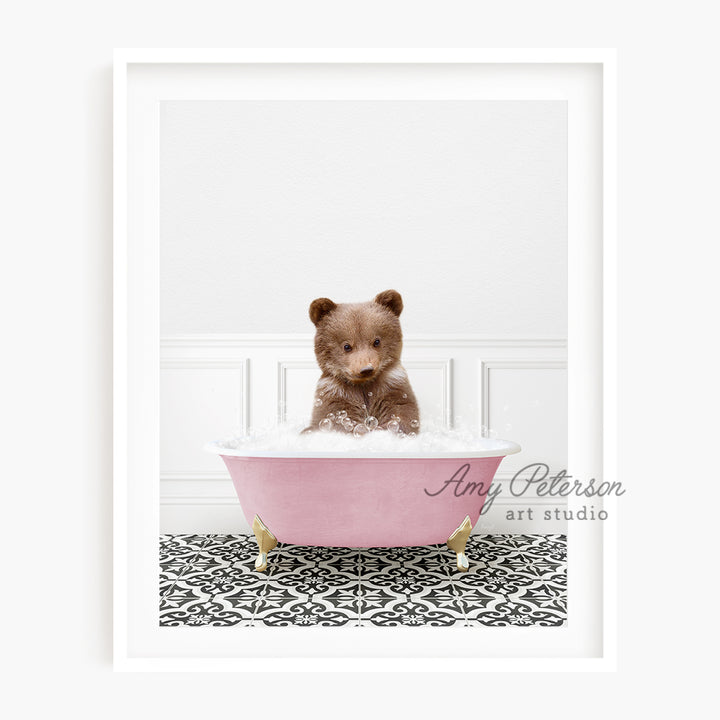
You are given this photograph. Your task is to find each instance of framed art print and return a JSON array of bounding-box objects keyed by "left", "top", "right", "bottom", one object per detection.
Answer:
[{"left": 114, "top": 49, "right": 617, "bottom": 671}]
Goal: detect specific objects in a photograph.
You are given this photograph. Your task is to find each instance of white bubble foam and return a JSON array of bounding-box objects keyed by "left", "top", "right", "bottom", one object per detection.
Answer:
[{"left": 208, "top": 421, "right": 517, "bottom": 456}]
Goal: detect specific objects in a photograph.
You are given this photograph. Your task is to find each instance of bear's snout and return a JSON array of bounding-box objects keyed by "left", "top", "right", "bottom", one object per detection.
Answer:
[{"left": 349, "top": 360, "right": 376, "bottom": 382}]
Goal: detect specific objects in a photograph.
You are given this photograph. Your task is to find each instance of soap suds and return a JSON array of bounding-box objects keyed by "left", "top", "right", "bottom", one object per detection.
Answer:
[{"left": 207, "top": 422, "right": 515, "bottom": 455}]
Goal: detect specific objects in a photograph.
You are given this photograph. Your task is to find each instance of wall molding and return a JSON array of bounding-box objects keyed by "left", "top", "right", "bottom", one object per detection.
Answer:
[
  {"left": 404, "top": 358, "right": 453, "bottom": 429},
  {"left": 160, "top": 356, "right": 250, "bottom": 435},
  {"left": 479, "top": 359, "right": 568, "bottom": 481},
  {"left": 160, "top": 334, "right": 567, "bottom": 533},
  {"left": 479, "top": 359, "right": 568, "bottom": 428},
  {"left": 160, "top": 472, "right": 229, "bottom": 481},
  {"left": 277, "top": 360, "right": 318, "bottom": 424}
]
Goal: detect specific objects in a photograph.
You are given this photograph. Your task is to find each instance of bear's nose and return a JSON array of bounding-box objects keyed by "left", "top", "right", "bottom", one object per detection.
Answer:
[{"left": 359, "top": 365, "right": 374, "bottom": 377}]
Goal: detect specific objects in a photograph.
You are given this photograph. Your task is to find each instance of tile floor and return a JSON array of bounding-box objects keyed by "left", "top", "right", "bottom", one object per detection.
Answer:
[{"left": 159, "top": 533, "right": 566, "bottom": 627}]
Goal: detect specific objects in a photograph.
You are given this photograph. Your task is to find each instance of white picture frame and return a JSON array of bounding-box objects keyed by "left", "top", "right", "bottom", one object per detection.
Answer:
[{"left": 114, "top": 48, "right": 617, "bottom": 671}]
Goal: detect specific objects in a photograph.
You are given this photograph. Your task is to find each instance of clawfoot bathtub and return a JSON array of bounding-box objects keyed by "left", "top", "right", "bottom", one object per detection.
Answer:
[{"left": 206, "top": 439, "right": 521, "bottom": 572}]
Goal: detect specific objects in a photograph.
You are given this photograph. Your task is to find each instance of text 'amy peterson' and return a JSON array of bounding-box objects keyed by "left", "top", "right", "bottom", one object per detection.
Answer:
[{"left": 424, "top": 462, "right": 625, "bottom": 516}]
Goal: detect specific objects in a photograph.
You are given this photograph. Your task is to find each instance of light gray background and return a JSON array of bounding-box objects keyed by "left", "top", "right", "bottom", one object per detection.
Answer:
[
  {"left": 6, "top": 0, "right": 715, "bottom": 712},
  {"left": 160, "top": 100, "right": 567, "bottom": 335}
]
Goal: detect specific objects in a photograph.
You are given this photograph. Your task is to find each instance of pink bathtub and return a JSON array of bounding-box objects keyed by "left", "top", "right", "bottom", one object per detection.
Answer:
[{"left": 206, "top": 438, "right": 521, "bottom": 572}]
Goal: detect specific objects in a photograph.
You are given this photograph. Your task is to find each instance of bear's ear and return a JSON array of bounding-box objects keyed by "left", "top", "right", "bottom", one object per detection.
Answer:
[
  {"left": 374, "top": 289, "right": 403, "bottom": 317},
  {"left": 309, "top": 297, "right": 338, "bottom": 326}
]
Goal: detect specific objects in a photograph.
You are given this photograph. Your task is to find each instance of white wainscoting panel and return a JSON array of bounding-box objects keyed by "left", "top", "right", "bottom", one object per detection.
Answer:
[
  {"left": 480, "top": 360, "right": 568, "bottom": 479},
  {"left": 403, "top": 359, "right": 453, "bottom": 429},
  {"left": 160, "top": 335, "right": 567, "bottom": 534},
  {"left": 160, "top": 358, "right": 249, "bottom": 479},
  {"left": 278, "top": 361, "right": 319, "bottom": 425}
]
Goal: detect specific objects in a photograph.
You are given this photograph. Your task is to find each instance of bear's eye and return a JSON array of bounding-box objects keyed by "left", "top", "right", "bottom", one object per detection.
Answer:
[
  {"left": 373, "top": 338, "right": 381, "bottom": 347},
  {"left": 343, "top": 343, "right": 352, "bottom": 352}
]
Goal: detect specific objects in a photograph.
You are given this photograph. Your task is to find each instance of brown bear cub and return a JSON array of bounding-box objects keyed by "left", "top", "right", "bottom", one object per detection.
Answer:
[{"left": 304, "top": 289, "right": 420, "bottom": 436}]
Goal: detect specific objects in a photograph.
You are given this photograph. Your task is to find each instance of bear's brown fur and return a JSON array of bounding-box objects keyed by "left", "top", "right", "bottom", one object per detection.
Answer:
[{"left": 303, "top": 290, "right": 420, "bottom": 435}]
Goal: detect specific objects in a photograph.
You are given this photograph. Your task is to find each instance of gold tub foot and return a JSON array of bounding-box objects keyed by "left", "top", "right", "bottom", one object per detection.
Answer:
[
  {"left": 252, "top": 514, "right": 278, "bottom": 572},
  {"left": 447, "top": 515, "right": 472, "bottom": 572}
]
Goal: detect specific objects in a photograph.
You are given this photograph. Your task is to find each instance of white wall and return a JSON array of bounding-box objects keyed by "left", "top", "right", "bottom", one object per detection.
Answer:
[
  {"left": 160, "top": 100, "right": 567, "bottom": 335},
  {"left": 4, "top": 0, "right": 718, "bottom": 715}
]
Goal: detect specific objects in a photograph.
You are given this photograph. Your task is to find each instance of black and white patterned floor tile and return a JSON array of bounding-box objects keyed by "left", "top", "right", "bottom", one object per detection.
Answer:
[{"left": 159, "top": 534, "right": 566, "bottom": 627}]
